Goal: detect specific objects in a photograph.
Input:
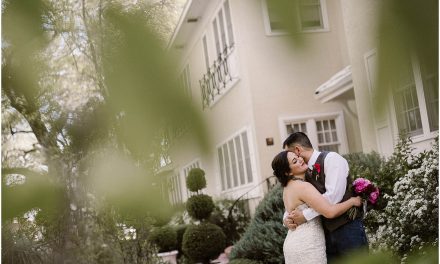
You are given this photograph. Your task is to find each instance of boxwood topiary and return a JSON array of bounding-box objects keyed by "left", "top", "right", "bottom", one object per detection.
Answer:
[
  {"left": 175, "top": 224, "right": 188, "bottom": 258},
  {"left": 186, "top": 194, "right": 214, "bottom": 220},
  {"left": 186, "top": 168, "right": 206, "bottom": 192},
  {"left": 182, "top": 223, "right": 226, "bottom": 263},
  {"left": 148, "top": 225, "right": 177, "bottom": 253}
]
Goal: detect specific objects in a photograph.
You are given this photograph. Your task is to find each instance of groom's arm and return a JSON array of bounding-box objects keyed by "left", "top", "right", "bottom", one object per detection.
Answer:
[{"left": 294, "top": 153, "right": 349, "bottom": 222}]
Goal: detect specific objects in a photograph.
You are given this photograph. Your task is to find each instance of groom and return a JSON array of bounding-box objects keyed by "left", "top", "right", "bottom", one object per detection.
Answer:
[{"left": 282, "top": 132, "right": 368, "bottom": 262}]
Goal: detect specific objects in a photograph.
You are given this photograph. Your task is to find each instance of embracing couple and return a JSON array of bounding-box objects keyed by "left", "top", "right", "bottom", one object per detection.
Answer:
[{"left": 272, "top": 132, "right": 368, "bottom": 264}]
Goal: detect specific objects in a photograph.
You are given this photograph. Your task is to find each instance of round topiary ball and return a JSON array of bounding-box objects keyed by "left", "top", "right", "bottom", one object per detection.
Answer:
[
  {"left": 186, "top": 194, "right": 215, "bottom": 220},
  {"left": 186, "top": 168, "right": 206, "bottom": 192},
  {"left": 182, "top": 223, "right": 227, "bottom": 263},
  {"left": 149, "top": 225, "right": 177, "bottom": 253}
]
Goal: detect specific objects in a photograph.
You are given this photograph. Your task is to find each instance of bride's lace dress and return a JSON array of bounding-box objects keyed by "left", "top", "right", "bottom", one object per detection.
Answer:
[{"left": 283, "top": 204, "right": 326, "bottom": 264}]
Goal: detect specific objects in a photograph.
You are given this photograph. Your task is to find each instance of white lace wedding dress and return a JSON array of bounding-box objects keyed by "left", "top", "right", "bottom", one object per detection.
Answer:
[{"left": 283, "top": 204, "right": 327, "bottom": 264}]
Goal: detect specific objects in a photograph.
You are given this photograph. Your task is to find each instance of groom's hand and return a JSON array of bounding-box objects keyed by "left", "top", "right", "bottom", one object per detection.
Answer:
[
  {"left": 291, "top": 208, "right": 306, "bottom": 225},
  {"left": 284, "top": 212, "right": 298, "bottom": 230}
]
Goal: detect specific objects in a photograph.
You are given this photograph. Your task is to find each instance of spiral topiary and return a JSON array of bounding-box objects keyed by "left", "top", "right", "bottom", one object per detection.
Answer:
[
  {"left": 186, "top": 194, "right": 215, "bottom": 220},
  {"left": 182, "top": 223, "right": 226, "bottom": 263},
  {"left": 148, "top": 225, "right": 177, "bottom": 253},
  {"left": 186, "top": 168, "right": 206, "bottom": 192}
]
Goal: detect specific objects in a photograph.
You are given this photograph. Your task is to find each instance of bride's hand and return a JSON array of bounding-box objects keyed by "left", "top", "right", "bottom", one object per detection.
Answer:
[{"left": 351, "top": 196, "right": 362, "bottom": 207}]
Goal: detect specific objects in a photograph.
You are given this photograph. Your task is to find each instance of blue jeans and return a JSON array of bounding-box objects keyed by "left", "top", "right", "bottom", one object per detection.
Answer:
[{"left": 324, "top": 219, "right": 369, "bottom": 263}]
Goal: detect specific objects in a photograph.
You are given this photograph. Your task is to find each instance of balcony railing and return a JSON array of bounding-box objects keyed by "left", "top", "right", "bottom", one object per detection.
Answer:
[{"left": 199, "top": 45, "right": 235, "bottom": 109}]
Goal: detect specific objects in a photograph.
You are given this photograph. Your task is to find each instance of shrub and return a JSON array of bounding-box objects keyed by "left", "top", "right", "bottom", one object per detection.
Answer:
[
  {"left": 186, "top": 194, "right": 215, "bottom": 221},
  {"left": 347, "top": 135, "right": 439, "bottom": 261},
  {"left": 148, "top": 225, "right": 177, "bottom": 253},
  {"left": 369, "top": 138, "right": 438, "bottom": 260},
  {"left": 209, "top": 199, "right": 250, "bottom": 245},
  {"left": 186, "top": 168, "right": 206, "bottom": 192},
  {"left": 175, "top": 224, "right": 188, "bottom": 258},
  {"left": 229, "top": 184, "right": 286, "bottom": 264},
  {"left": 182, "top": 223, "right": 226, "bottom": 263}
]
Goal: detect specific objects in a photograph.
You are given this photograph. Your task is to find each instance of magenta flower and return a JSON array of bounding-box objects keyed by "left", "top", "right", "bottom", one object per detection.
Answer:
[
  {"left": 369, "top": 187, "right": 380, "bottom": 204},
  {"left": 353, "top": 178, "right": 372, "bottom": 194}
]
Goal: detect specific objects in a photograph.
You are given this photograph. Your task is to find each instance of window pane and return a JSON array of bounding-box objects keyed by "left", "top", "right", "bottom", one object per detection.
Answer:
[
  {"left": 325, "top": 132, "right": 330, "bottom": 142},
  {"left": 266, "top": 0, "right": 285, "bottom": 31},
  {"left": 223, "top": 145, "right": 232, "bottom": 189},
  {"left": 323, "top": 120, "right": 329, "bottom": 130},
  {"left": 218, "top": 148, "right": 226, "bottom": 190},
  {"left": 316, "top": 121, "right": 322, "bottom": 131},
  {"left": 213, "top": 19, "right": 221, "bottom": 57},
  {"left": 330, "top": 119, "right": 336, "bottom": 129},
  {"left": 218, "top": 10, "right": 227, "bottom": 52},
  {"left": 317, "top": 132, "right": 323, "bottom": 143},
  {"left": 286, "top": 124, "right": 293, "bottom": 134},
  {"left": 234, "top": 136, "right": 245, "bottom": 185},
  {"left": 223, "top": 0, "right": 235, "bottom": 46},
  {"left": 301, "top": 123, "right": 307, "bottom": 132},
  {"left": 332, "top": 131, "right": 338, "bottom": 141},
  {"left": 241, "top": 132, "right": 253, "bottom": 183},
  {"left": 299, "top": 0, "right": 322, "bottom": 29},
  {"left": 228, "top": 140, "right": 238, "bottom": 187}
]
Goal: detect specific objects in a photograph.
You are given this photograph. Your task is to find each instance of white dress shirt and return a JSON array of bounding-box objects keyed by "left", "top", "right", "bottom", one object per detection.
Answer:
[{"left": 283, "top": 149, "right": 349, "bottom": 222}]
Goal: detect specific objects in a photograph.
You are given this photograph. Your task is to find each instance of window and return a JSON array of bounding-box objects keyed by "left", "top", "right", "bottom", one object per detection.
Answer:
[
  {"left": 316, "top": 119, "right": 339, "bottom": 152},
  {"left": 199, "top": 0, "right": 238, "bottom": 109},
  {"left": 168, "top": 173, "right": 183, "bottom": 205},
  {"left": 393, "top": 56, "right": 438, "bottom": 137},
  {"left": 179, "top": 64, "right": 191, "bottom": 98},
  {"left": 263, "top": 0, "right": 328, "bottom": 34},
  {"left": 182, "top": 160, "right": 201, "bottom": 197},
  {"left": 282, "top": 112, "right": 348, "bottom": 154},
  {"left": 217, "top": 130, "right": 254, "bottom": 191}
]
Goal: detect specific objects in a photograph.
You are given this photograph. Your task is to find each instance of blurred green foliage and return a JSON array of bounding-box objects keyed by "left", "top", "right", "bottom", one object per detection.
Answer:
[{"left": 2, "top": 0, "right": 206, "bottom": 262}]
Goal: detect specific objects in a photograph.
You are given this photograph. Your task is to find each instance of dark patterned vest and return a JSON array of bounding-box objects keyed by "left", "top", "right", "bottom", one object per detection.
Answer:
[{"left": 305, "top": 151, "right": 357, "bottom": 232}]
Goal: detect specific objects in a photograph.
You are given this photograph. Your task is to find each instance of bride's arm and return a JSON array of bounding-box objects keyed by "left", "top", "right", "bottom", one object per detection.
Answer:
[{"left": 299, "top": 182, "right": 361, "bottom": 219}]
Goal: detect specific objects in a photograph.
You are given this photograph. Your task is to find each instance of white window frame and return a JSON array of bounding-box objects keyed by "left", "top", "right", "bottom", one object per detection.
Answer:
[
  {"left": 180, "top": 159, "right": 202, "bottom": 199},
  {"left": 216, "top": 127, "right": 257, "bottom": 194},
  {"left": 261, "top": 0, "right": 329, "bottom": 36},
  {"left": 364, "top": 49, "right": 438, "bottom": 150},
  {"left": 390, "top": 55, "right": 438, "bottom": 143},
  {"left": 279, "top": 111, "right": 349, "bottom": 154}
]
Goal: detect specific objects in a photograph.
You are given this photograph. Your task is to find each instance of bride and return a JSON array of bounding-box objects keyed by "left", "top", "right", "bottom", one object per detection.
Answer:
[{"left": 271, "top": 151, "right": 361, "bottom": 264}]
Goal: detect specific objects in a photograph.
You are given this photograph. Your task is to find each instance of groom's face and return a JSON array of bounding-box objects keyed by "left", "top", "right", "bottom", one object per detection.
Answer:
[{"left": 286, "top": 144, "right": 303, "bottom": 159}]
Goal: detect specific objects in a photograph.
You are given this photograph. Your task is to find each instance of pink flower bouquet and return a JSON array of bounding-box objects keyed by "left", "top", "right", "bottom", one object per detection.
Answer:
[{"left": 348, "top": 177, "right": 380, "bottom": 220}]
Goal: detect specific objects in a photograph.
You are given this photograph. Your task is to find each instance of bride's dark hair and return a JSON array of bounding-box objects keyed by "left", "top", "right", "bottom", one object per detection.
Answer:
[{"left": 271, "top": 150, "right": 291, "bottom": 187}]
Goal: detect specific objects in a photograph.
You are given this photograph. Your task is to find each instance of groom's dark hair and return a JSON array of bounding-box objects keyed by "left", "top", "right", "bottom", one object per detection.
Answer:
[{"left": 283, "top": 132, "right": 313, "bottom": 149}]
